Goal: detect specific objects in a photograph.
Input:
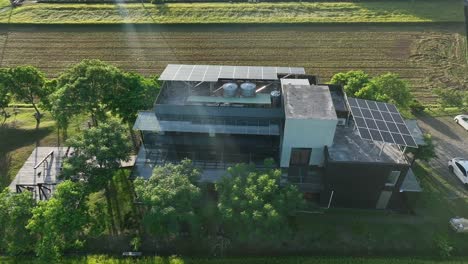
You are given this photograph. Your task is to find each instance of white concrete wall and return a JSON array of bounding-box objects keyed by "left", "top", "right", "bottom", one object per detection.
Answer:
[{"left": 280, "top": 118, "right": 337, "bottom": 167}]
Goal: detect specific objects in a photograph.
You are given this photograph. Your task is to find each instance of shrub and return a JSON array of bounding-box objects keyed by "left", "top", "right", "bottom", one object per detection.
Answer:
[
  {"left": 409, "top": 99, "right": 425, "bottom": 114},
  {"left": 433, "top": 234, "right": 453, "bottom": 258}
]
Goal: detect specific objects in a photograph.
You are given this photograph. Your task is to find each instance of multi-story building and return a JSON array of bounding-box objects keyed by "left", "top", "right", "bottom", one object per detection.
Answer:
[{"left": 133, "top": 64, "right": 423, "bottom": 210}]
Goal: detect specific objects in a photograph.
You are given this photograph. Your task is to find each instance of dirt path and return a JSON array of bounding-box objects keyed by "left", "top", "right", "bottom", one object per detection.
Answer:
[{"left": 417, "top": 115, "right": 468, "bottom": 199}]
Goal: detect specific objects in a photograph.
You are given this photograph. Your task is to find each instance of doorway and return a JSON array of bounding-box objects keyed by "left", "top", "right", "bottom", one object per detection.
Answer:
[{"left": 290, "top": 148, "right": 311, "bottom": 166}]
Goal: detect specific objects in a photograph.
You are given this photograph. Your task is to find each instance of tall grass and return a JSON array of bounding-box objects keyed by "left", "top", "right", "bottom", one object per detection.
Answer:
[{"left": 6, "top": 1, "right": 465, "bottom": 24}]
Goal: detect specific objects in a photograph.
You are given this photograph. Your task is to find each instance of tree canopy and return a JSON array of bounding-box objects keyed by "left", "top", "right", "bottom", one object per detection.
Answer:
[
  {"left": 330, "top": 70, "right": 370, "bottom": 96},
  {"left": 134, "top": 159, "right": 202, "bottom": 238},
  {"left": 406, "top": 133, "right": 437, "bottom": 163},
  {"left": 215, "top": 161, "right": 305, "bottom": 241},
  {"left": 47, "top": 60, "right": 160, "bottom": 131},
  {"left": 50, "top": 59, "right": 122, "bottom": 127},
  {"left": 330, "top": 71, "right": 413, "bottom": 109},
  {"left": 0, "top": 189, "right": 35, "bottom": 255},
  {"left": 61, "top": 120, "right": 132, "bottom": 191},
  {"left": 0, "top": 70, "right": 11, "bottom": 125},
  {"left": 27, "top": 181, "right": 89, "bottom": 260},
  {"left": 1, "top": 66, "right": 47, "bottom": 127},
  {"left": 107, "top": 72, "right": 160, "bottom": 124}
]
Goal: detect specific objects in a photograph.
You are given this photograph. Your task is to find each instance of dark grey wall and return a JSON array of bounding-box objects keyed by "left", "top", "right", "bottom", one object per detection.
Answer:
[{"left": 321, "top": 157, "right": 410, "bottom": 209}]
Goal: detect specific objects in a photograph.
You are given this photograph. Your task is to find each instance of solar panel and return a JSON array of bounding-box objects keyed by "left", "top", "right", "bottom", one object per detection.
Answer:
[
  {"left": 347, "top": 97, "right": 418, "bottom": 148},
  {"left": 159, "top": 64, "right": 306, "bottom": 82},
  {"left": 359, "top": 128, "right": 372, "bottom": 140}
]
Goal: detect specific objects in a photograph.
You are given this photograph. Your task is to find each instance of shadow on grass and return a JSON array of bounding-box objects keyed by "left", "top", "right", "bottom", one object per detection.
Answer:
[
  {"left": 0, "top": 125, "right": 54, "bottom": 154},
  {"left": 0, "top": 125, "right": 54, "bottom": 188}
]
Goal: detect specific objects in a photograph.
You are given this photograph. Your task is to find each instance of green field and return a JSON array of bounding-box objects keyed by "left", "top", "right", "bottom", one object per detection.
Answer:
[{"left": 0, "top": 0, "right": 464, "bottom": 24}]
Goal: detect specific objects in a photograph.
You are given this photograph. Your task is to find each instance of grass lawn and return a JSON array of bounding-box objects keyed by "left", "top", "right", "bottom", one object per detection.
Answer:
[
  {"left": 4, "top": 0, "right": 464, "bottom": 24},
  {"left": 290, "top": 162, "right": 468, "bottom": 256}
]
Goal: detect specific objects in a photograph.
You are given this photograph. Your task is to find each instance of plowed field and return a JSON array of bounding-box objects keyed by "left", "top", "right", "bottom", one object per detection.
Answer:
[{"left": 0, "top": 25, "right": 466, "bottom": 103}]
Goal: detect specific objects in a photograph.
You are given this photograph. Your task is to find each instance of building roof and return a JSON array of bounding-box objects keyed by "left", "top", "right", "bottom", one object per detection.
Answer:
[
  {"left": 327, "top": 126, "right": 408, "bottom": 164},
  {"left": 159, "top": 64, "right": 306, "bottom": 82},
  {"left": 282, "top": 84, "right": 337, "bottom": 120},
  {"left": 405, "top": 120, "right": 426, "bottom": 146},
  {"left": 133, "top": 111, "right": 160, "bottom": 131},
  {"left": 400, "top": 168, "right": 422, "bottom": 192}
]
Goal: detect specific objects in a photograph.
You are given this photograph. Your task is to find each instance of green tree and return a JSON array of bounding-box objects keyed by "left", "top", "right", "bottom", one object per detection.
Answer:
[
  {"left": 108, "top": 72, "right": 160, "bottom": 124},
  {"left": 216, "top": 161, "right": 305, "bottom": 241},
  {"left": 331, "top": 71, "right": 413, "bottom": 109},
  {"left": 61, "top": 120, "right": 132, "bottom": 234},
  {"left": 27, "top": 181, "right": 89, "bottom": 260},
  {"left": 354, "top": 81, "right": 389, "bottom": 102},
  {"left": 0, "top": 70, "right": 11, "bottom": 126},
  {"left": 2, "top": 66, "right": 46, "bottom": 128},
  {"left": 51, "top": 59, "right": 123, "bottom": 127},
  {"left": 371, "top": 73, "right": 413, "bottom": 109},
  {"left": 0, "top": 189, "right": 35, "bottom": 255},
  {"left": 134, "top": 159, "right": 201, "bottom": 239},
  {"left": 107, "top": 72, "right": 160, "bottom": 147},
  {"left": 48, "top": 60, "right": 159, "bottom": 139},
  {"left": 62, "top": 120, "right": 132, "bottom": 189},
  {"left": 330, "top": 70, "right": 370, "bottom": 96},
  {"left": 406, "top": 133, "right": 437, "bottom": 164}
]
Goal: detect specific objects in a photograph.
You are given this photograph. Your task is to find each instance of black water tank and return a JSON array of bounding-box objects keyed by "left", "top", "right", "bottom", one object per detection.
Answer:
[{"left": 270, "top": 90, "right": 281, "bottom": 108}]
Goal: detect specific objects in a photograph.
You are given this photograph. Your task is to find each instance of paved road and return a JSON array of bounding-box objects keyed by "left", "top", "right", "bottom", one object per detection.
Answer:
[{"left": 417, "top": 115, "right": 468, "bottom": 198}]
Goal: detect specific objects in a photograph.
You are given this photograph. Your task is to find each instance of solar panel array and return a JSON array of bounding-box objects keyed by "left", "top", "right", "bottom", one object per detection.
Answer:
[
  {"left": 159, "top": 64, "right": 306, "bottom": 82},
  {"left": 347, "top": 97, "right": 418, "bottom": 148}
]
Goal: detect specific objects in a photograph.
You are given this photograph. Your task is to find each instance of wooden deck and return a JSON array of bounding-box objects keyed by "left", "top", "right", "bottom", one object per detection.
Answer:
[
  {"left": 9, "top": 146, "right": 137, "bottom": 200},
  {"left": 9, "top": 147, "right": 70, "bottom": 200}
]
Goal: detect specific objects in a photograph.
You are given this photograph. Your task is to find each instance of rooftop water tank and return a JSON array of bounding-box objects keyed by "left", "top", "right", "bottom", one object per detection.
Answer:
[
  {"left": 240, "top": 82, "right": 256, "bottom": 97},
  {"left": 271, "top": 90, "right": 281, "bottom": 108},
  {"left": 223, "top": 82, "right": 238, "bottom": 98}
]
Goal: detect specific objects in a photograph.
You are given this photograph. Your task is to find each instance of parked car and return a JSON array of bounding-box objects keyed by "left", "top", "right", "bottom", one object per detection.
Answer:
[
  {"left": 454, "top": 115, "right": 468, "bottom": 131},
  {"left": 448, "top": 158, "right": 468, "bottom": 187},
  {"left": 449, "top": 217, "right": 468, "bottom": 233}
]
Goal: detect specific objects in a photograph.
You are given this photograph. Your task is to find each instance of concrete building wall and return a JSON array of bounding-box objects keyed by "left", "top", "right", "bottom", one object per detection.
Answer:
[
  {"left": 321, "top": 157, "right": 410, "bottom": 209},
  {"left": 280, "top": 118, "right": 337, "bottom": 167}
]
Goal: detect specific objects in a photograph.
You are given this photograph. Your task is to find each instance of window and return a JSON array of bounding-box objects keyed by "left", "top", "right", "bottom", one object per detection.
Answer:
[
  {"left": 455, "top": 162, "right": 467, "bottom": 176},
  {"left": 290, "top": 148, "right": 311, "bottom": 166},
  {"left": 385, "top": 171, "right": 400, "bottom": 187}
]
